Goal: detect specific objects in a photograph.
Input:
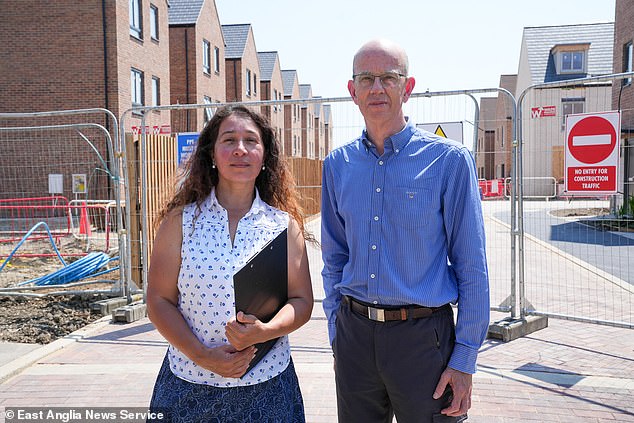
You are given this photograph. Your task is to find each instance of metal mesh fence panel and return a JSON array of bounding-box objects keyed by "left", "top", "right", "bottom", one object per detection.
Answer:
[
  {"left": 123, "top": 92, "right": 516, "bottom": 315},
  {"left": 518, "top": 75, "right": 634, "bottom": 327},
  {"left": 0, "top": 111, "right": 124, "bottom": 295}
]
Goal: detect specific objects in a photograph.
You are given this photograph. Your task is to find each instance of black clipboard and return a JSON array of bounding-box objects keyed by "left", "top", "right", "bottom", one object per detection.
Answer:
[{"left": 233, "top": 229, "right": 288, "bottom": 376}]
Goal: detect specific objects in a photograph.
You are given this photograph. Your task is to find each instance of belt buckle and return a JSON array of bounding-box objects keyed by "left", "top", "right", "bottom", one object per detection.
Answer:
[{"left": 368, "top": 306, "right": 385, "bottom": 322}]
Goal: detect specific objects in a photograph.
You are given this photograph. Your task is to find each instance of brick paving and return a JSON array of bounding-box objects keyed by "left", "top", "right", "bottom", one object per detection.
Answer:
[{"left": 1, "top": 214, "right": 633, "bottom": 422}]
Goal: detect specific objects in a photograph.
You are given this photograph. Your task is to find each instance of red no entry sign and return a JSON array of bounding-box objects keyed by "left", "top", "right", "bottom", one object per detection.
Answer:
[
  {"left": 567, "top": 115, "right": 617, "bottom": 164},
  {"left": 564, "top": 111, "right": 620, "bottom": 195}
]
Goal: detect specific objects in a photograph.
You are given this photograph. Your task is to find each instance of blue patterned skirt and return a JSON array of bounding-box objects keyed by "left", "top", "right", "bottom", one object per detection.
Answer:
[{"left": 148, "top": 353, "right": 305, "bottom": 423}]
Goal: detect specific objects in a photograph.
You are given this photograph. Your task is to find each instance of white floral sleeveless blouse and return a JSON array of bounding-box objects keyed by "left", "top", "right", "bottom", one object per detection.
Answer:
[{"left": 168, "top": 188, "right": 291, "bottom": 387}]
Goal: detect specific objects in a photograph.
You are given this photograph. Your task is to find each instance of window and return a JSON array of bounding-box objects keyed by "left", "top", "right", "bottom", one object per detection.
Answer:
[
  {"left": 151, "top": 76, "right": 160, "bottom": 106},
  {"left": 129, "top": 0, "right": 142, "bottom": 39},
  {"left": 624, "top": 41, "right": 633, "bottom": 86},
  {"left": 203, "top": 96, "right": 214, "bottom": 123},
  {"left": 561, "top": 51, "right": 584, "bottom": 73},
  {"left": 273, "top": 89, "right": 278, "bottom": 112},
  {"left": 253, "top": 73, "right": 257, "bottom": 95},
  {"left": 213, "top": 46, "right": 220, "bottom": 73},
  {"left": 246, "top": 69, "right": 252, "bottom": 96},
  {"left": 561, "top": 98, "right": 585, "bottom": 129},
  {"left": 202, "top": 40, "right": 211, "bottom": 74},
  {"left": 150, "top": 4, "right": 158, "bottom": 40},
  {"left": 131, "top": 68, "right": 144, "bottom": 106}
]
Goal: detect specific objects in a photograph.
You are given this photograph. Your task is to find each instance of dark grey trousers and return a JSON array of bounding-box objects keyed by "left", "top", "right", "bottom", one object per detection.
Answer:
[{"left": 333, "top": 298, "right": 466, "bottom": 423}]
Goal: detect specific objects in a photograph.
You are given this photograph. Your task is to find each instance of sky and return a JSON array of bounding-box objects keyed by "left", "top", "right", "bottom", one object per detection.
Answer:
[{"left": 215, "top": 0, "right": 616, "bottom": 99}]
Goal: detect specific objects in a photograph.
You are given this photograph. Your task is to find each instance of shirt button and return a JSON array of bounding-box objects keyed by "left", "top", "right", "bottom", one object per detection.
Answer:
[
  {"left": 376, "top": 187, "right": 381, "bottom": 193},
  {"left": 374, "top": 216, "right": 379, "bottom": 221},
  {"left": 371, "top": 245, "right": 377, "bottom": 250},
  {"left": 370, "top": 274, "right": 376, "bottom": 279},
  {"left": 373, "top": 301, "right": 378, "bottom": 305},
  {"left": 378, "top": 160, "right": 384, "bottom": 165},
  {"left": 395, "top": 149, "right": 400, "bottom": 153}
]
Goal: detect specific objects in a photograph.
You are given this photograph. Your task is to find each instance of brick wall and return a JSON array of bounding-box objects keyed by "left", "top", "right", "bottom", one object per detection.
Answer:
[
  {"left": 113, "top": 0, "right": 171, "bottom": 132},
  {"left": 0, "top": 0, "right": 171, "bottom": 198},
  {"left": 0, "top": 1, "right": 105, "bottom": 113},
  {"left": 612, "top": 0, "right": 634, "bottom": 131}
]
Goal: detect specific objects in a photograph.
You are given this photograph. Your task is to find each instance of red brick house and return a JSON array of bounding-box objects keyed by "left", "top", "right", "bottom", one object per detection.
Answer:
[{"left": 168, "top": 0, "right": 226, "bottom": 133}]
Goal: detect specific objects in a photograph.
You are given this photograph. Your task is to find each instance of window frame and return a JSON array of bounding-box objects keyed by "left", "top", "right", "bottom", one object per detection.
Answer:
[
  {"left": 559, "top": 51, "right": 585, "bottom": 74},
  {"left": 561, "top": 97, "right": 585, "bottom": 129},
  {"left": 131, "top": 68, "right": 144, "bottom": 107},
  {"left": 246, "top": 69, "right": 252, "bottom": 96},
  {"left": 151, "top": 76, "right": 160, "bottom": 107},
  {"left": 149, "top": 4, "right": 159, "bottom": 41},
  {"left": 202, "top": 40, "right": 211, "bottom": 74},
  {"left": 213, "top": 46, "right": 220, "bottom": 74},
  {"left": 129, "top": 0, "right": 143, "bottom": 39},
  {"left": 624, "top": 41, "right": 633, "bottom": 86},
  {"left": 203, "top": 96, "right": 214, "bottom": 123}
]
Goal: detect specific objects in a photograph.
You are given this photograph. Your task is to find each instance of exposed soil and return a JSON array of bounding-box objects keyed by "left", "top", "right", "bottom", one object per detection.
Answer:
[
  {"left": 0, "top": 236, "right": 119, "bottom": 344},
  {"left": 549, "top": 207, "right": 610, "bottom": 218},
  {"left": 0, "top": 293, "right": 109, "bottom": 344},
  {"left": 550, "top": 207, "right": 634, "bottom": 232}
]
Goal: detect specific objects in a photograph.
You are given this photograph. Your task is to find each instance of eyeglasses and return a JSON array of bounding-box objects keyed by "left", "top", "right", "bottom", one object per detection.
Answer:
[{"left": 352, "top": 72, "right": 406, "bottom": 89}]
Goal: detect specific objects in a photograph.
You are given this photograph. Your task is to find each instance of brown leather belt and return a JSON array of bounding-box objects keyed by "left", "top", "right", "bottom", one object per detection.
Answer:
[{"left": 345, "top": 296, "right": 449, "bottom": 322}]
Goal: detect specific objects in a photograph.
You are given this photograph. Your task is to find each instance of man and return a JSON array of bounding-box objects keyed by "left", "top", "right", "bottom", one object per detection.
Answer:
[{"left": 321, "top": 39, "right": 490, "bottom": 422}]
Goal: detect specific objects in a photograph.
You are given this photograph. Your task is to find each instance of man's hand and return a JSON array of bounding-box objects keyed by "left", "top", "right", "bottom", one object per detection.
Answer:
[{"left": 433, "top": 367, "right": 472, "bottom": 416}]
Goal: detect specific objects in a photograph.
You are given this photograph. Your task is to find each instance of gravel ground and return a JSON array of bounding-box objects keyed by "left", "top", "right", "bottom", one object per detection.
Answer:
[{"left": 0, "top": 237, "right": 119, "bottom": 344}]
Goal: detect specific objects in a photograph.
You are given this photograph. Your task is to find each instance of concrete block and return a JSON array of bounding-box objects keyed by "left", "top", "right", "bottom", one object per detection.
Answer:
[
  {"left": 112, "top": 303, "right": 147, "bottom": 323},
  {"left": 91, "top": 297, "right": 128, "bottom": 315},
  {"left": 487, "top": 315, "right": 549, "bottom": 342}
]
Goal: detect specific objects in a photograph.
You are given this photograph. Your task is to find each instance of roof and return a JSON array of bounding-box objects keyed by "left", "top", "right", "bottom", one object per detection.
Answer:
[
  {"left": 323, "top": 104, "right": 332, "bottom": 122},
  {"left": 299, "top": 84, "right": 312, "bottom": 99},
  {"left": 168, "top": 0, "right": 205, "bottom": 25},
  {"left": 314, "top": 97, "right": 322, "bottom": 118},
  {"left": 521, "top": 22, "right": 614, "bottom": 84},
  {"left": 221, "top": 24, "right": 251, "bottom": 59},
  {"left": 281, "top": 70, "right": 297, "bottom": 96},
  {"left": 257, "top": 51, "right": 278, "bottom": 81}
]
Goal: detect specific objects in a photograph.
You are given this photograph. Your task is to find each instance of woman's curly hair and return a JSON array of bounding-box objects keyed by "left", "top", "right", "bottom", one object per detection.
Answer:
[{"left": 157, "top": 105, "right": 313, "bottom": 241}]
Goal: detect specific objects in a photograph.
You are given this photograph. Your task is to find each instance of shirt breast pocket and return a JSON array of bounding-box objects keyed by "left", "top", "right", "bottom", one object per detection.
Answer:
[{"left": 388, "top": 186, "right": 433, "bottom": 228}]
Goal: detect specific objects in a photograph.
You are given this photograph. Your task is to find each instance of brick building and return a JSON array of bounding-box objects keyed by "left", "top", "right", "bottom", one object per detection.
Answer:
[
  {"left": 258, "top": 51, "right": 285, "bottom": 147},
  {"left": 475, "top": 97, "right": 497, "bottom": 180},
  {"left": 299, "top": 84, "right": 316, "bottom": 159},
  {"left": 282, "top": 70, "right": 302, "bottom": 157},
  {"left": 0, "top": 0, "right": 171, "bottom": 131},
  {"left": 515, "top": 23, "right": 614, "bottom": 196},
  {"left": 221, "top": 24, "right": 261, "bottom": 105},
  {"left": 612, "top": 0, "right": 634, "bottom": 206},
  {"left": 0, "top": 0, "right": 171, "bottom": 201},
  {"left": 168, "top": 0, "right": 226, "bottom": 133}
]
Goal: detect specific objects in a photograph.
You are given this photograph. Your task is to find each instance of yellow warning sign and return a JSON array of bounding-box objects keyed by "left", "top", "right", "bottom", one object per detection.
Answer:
[{"left": 434, "top": 125, "right": 448, "bottom": 138}]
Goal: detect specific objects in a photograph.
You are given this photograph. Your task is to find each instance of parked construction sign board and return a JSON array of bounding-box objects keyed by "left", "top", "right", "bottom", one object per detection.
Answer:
[
  {"left": 177, "top": 132, "right": 199, "bottom": 167},
  {"left": 564, "top": 111, "right": 620, "bottom": 194},
  {"left": 417, "top": 121, "right": 463, "bottom": 143}
]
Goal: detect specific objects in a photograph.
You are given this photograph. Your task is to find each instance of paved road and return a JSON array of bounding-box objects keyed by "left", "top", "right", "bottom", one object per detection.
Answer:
[{"left": 491, "top": 199, "right": 634, "bottom": 284}]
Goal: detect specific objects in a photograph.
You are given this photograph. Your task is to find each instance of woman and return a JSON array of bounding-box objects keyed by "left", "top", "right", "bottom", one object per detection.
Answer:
[{"left": 147, "top": 105, "right": 313, "bottom": 422}]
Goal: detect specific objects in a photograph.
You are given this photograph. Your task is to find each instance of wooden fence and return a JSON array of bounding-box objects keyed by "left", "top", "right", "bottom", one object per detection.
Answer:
[{"left": 287, "top": 157, "right": 322, "bottom": 216}]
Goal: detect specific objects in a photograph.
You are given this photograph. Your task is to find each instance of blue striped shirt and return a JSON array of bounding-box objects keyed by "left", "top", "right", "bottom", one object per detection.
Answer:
[{"left": 321, "top": 121, "right": 490, "bottom": 374}]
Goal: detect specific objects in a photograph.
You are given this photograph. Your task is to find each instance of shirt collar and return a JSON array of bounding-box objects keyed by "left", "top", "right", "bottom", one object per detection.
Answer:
[
  {"left": 208, "top": 187, "right": 266, "bottom": 217},
  {"left": 360, "top": 119, "right": 416, "bottom": 153}
]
